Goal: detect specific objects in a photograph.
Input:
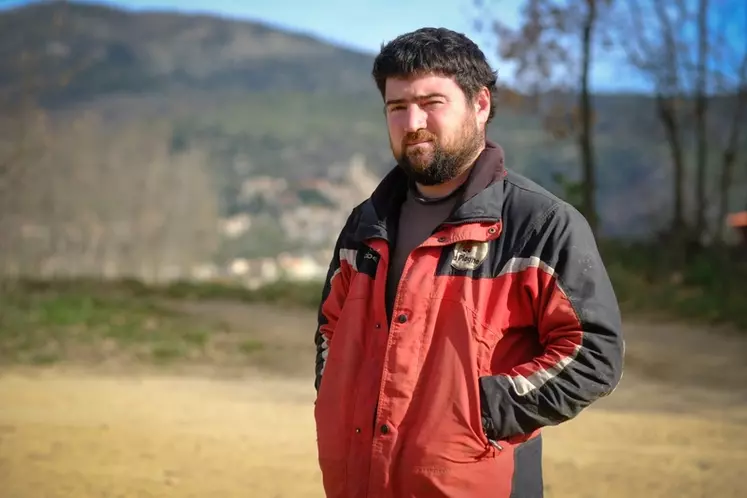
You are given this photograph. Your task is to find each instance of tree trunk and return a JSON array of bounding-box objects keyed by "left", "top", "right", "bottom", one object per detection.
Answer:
[
  {"left": 694, "top": 0, "right": 709, "bottom": 240},
  {"left": 579, "top": 0, "right": 598, "bottom": 236},
  {"left": 656, "top": 94, "right": 687, "bottom": 245}
]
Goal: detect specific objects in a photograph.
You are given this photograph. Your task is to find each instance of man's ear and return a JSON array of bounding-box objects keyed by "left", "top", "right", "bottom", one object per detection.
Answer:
[{"left": 474, "top": 87, "right": 491, "bottom": 127}]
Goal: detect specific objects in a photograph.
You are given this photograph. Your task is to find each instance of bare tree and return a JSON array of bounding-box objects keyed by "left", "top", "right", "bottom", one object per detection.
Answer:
[
  {"left": 0, "top": 0, "right": 97, "bottom": 282},
  {"left": 0, "top": 1, "right": 223, "bottom": 281},
  {"left": 0, "top": 1, "right": 79, "bottom": 178},
  {"left": 712, "top": 4, "right": 747, "bottom": 243},
  {"left": 475, "top": 0, "right": 612, "bottom": 236},
  {"left": 614, "top": 0, "right": 747, "bottom": 248},
  {"left": 578, "top": 0, "right": 600, "bottom": 236},
  {"left": 693, "top": 0, "right": 709, "bottom": 238},
  {"left": 0, "top": 112, "right": 221, "bottom": 281},
  {"left": 616, "top": 0, "right": 688, "bottom": 244}
]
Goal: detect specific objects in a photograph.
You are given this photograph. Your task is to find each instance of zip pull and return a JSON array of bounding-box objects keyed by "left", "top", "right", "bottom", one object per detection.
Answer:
[{"left": 488, "top": 439, "right": 503, "bottom": 451}]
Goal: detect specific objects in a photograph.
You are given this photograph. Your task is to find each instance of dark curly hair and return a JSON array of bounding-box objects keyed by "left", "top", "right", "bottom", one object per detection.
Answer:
[{"left": 372, "top": 27, "right": 498, "bottom": 124}]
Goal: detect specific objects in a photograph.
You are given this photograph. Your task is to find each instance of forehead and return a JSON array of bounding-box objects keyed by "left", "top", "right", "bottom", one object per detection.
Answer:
[{"left": 384, "top": 73, "right": 465, "bottom": 102}]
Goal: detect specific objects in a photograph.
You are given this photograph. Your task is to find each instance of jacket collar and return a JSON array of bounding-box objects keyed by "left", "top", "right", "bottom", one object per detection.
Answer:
[{"left": 354, "top": 139, "right": 507, "bottom": 243}]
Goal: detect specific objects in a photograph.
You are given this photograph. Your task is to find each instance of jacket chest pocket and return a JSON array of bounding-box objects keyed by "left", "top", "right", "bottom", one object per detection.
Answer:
[{"left": 469, "top": 312, "right": 503, "bottom": 376}]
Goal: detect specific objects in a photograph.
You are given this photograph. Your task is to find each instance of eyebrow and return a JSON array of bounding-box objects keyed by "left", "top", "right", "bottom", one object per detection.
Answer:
[{"left": 384, "top": 93, "right": 448, "bottom": 106}]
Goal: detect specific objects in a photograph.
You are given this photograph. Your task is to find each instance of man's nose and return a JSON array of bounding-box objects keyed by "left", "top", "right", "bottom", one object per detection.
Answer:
[{"left": 404, "top": 105, "right": 427, "bottom": 132}]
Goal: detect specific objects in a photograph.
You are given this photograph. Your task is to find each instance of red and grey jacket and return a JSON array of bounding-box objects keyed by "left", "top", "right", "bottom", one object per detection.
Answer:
[{"left": 313, "top": 141, "right": 624, "bottom": 498}]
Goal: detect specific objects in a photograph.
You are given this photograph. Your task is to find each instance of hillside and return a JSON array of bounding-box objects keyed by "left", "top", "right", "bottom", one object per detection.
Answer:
[
  {"left": 0, "top": 0, "right": 376, "bottom": 102},
  {"left": 1, "top": 0, "right": 745, "bottom": 245}
]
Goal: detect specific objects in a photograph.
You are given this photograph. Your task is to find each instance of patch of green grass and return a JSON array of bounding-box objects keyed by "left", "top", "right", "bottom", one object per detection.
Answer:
[
  {"left": 150, "top": 343, "right": 186, "bottom": 363},
  {"left": 0, "top": 280, "right": 216, "bottom": 365},
  {"left": 238, "top": 339, "right": 264, "bottom": 355},
  {"left": 0, "top": 277, "right": 326, "bottom": 369},
  {"left": 182, "top": 329, "right": 209, "bottom": 347},
  {"left": 155, "top": 278, "right": 323, "bottom": 308},
  {"left": 29, "top": 352, "right": 60, "bottom": 365},
  {"left": 4, "top": 276, "right": 325, "bottom": 309},
  {"left": 602, "top": 241, "right": 747, "bottom": 331}
]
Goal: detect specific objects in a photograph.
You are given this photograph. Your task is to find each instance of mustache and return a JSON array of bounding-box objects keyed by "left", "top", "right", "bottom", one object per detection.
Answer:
[{"left": 403, "top": 130, "right": 436, "bottom": 145}]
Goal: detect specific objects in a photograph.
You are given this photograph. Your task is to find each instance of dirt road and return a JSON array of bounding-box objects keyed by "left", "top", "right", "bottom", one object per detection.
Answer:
[{"left": 1, "top": 304, "right": 747, "bottom": 498}]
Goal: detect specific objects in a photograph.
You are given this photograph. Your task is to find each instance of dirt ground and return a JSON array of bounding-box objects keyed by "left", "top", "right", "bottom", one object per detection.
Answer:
[{"left": 1, "top": 302, "right": 747, "bottom": 498}]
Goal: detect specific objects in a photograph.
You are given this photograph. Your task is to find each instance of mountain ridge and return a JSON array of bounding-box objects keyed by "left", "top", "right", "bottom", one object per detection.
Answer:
[{"left": 0, "top": 0, "right": 380, "bottom": 106}]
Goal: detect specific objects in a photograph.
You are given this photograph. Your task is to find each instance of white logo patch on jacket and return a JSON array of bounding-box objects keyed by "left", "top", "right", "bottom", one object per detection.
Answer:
[{"left": 450, "top": 241, "right": 490, "bottom": 271}]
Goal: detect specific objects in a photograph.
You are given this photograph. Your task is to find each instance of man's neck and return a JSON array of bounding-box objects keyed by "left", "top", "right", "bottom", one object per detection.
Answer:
[
  {"left": 415, "top": 145, "right": 484, "bottom": 199},
  {"left": 415, "top": 168, "right": 471, "bottom": 199}
]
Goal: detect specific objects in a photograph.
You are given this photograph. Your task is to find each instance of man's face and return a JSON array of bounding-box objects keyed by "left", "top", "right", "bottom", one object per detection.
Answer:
[{"left": 384, "top": 73, "right": 489, "bottom": 186}]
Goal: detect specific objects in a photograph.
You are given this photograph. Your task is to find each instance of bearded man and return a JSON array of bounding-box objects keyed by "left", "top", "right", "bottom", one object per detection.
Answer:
[{"left": 312, "top": 27, "right": 625, "bottom": 498}]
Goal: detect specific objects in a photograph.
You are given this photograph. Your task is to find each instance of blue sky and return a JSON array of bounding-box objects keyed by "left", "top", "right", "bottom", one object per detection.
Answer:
[
  {"left": 1, "top": 0, "right": 510, "bottom": 55},
  {"left": 3, "top": 0, "right": 744, "bottom": 92}
]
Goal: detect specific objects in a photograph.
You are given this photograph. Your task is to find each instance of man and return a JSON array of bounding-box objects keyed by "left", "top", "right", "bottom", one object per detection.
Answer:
[{"left": 313, "top": 27, "right": 624, "bottom": 498}]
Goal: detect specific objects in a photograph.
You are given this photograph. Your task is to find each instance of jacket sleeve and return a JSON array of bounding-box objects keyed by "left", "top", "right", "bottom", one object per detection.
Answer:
[
  {"left": 479, "top": 202, "right": 625, "bottom": 440},
  {"left": 314, "top": 219, "right": 354, "bottom": 392}
]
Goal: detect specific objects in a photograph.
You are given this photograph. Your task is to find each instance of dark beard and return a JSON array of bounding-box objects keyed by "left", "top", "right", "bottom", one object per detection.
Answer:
[{"left": 396, "top": 125, "right": 483, "bottom": 186}]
